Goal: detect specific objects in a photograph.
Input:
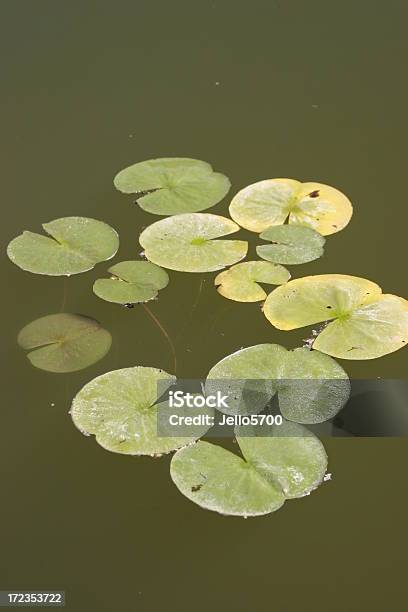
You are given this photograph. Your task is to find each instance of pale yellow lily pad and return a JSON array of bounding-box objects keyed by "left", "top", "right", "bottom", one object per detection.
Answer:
[
  {"left": 229, "top": 178, "right": 353, "bottom": 235},
  {"left": 263, "top": 274, "right": 408, "bottom": 359},
  {"left": 214, "top": 261, "right": 290, "bottom": 302}
]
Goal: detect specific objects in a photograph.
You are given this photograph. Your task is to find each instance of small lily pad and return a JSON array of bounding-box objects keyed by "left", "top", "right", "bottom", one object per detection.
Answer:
[
  {"left": 139, "top": 213, "right": 248, "bottom": 272},
  {"left": 114, "top": 158, "right": 231, "bottom": 215},
  {"left": 170, "top": 423, "right": 328, "bottom": 516},
  {"left": 7, "top": 217, "right": 119, "bottom": 276},
  {"left": 256, "top": 224, "right": 325, "bottom": 265},
  {"left": 206, "top": 343, "right": 349, "bottom": 423},
  {"left": 229, "top": 178, "right": 353, "bottom": 235},
  {"left": 263, "top": 274, "right": 408, "bottom": 359},
  {"left": 214, "top": 261, "right": 290, "bottom": 302},
  {"left": 93, "top": 261, "right": 169, "bottom": 305},
  {"left": 71, "top": 367, "right": 211, "bottom": 456},
  {"left": 18, "top": 313, "right": 112, "bottom": 373}
]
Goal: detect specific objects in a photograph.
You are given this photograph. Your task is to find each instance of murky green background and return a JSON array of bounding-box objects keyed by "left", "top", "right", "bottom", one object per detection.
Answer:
[{"left": 1, "top": 1, "right": 408, "bottom": 610}]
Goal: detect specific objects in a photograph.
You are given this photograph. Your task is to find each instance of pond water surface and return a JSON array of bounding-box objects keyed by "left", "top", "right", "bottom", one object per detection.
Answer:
[{"left": 2, "top": 2, "right": 408, "bottom": 611}]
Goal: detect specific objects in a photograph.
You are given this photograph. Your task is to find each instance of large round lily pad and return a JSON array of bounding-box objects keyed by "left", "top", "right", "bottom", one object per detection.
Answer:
[
  {"left": 170, "top": 440, "right": 285, "bottom": 517},
  {"left": 170, "top": 423, "right": 328, "bottom": 516},
  {"left": 7, "top": 217, "right": 119, "bottom": 276},
  {"left": 206, "top": 343, "right": 349, "bottom": 423},
  {"left": 93, "top": 261, "right": 169, "bottom": 305},
  {"left": 263, "top": 274, "right": 408, "bottom": 360},
  {"left": 214, "top": 261, "right": 290, "bottom": 302},
  {"left": 18, "top": 313, "right": 112, "bottom": 373},
  {"left": 71, "top": 367, "right": 211, "bottom": 456},
  {"left": 229, "top": 178, "right": 353, "bottom": 235},
  {"left": 256, "top": 224, "right": 325, "bottom": 265},
  {"left": 139, "top": 213, "right": 248, "bottom": 272},
  {"left": 114, "top": 158, "right": 231, "bottom": 215}
]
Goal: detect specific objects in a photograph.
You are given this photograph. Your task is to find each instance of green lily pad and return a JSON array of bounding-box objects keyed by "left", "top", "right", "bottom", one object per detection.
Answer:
[
  {"left": 139, "top": 213, "right": 248, "bottom": 272},
  {"left": 256, "top": 224, "right": 325, "bottom": 265},
  {"left": 229, "top": 178, "right": 353, "bottom": 235},
  {"left": 71, "top": 367, "right": 211, "bottom": 456},
  {"left": 206, "top": 343, "right": 349, "bottom": 423},
  {"left": 18, "top": 313, "right": 112, "bottom": 373},
  {"left": 114, "top": 158, "right": 231, "bottom": 215},
  {"left": 214, "top": 261, "right": 290, "bottom": 302},
  {"left": 236, "top": 421, "right": 328, "bottom": 498},
  {"left": 170, "top": 440, "right": 285, "bottom": 517},
  {"left": 263, "top": 274, "right": 408, "bottom": 360},
  {"left": 170, "top": 423, "right": 328, "bottom": 516},
  {"left": 7, "top": 217, "right": 119, "bottom": 276},
  {"left": 93, "top": 261, "right": 169, "bottom": 305}
]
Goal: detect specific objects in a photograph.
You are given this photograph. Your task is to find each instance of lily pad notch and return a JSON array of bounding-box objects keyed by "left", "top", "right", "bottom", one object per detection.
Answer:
[
  {"left": 170, "top": 421, "right": 328, "bottom": 517},
  {"left": 139, "top": 213, "right": 248, "bottom": 273},
  {"left": 93, "top": 261, "right": 169, "bottom": 305},
  {"left": 263, "top": 274, "right": 408, "bottom": 359},
  {"left": 114, "top": 157, "right": 231, "bottom": 215},
  {"left": 7, "top": 217, "right": 119, "bottom": 276},
  {"left": 229, "top": 178, "right": 353, "bottom": 235},
  {"left": 18, "top": 313, "right": 112, "bottom": 373}
]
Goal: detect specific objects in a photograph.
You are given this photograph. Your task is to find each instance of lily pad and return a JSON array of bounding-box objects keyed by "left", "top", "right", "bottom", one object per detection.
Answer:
[
  {"left": 206, "top": 344, "right": 350, "bottom": 423},
  {"left": 236, "top": 421, "right": 328, "bottom": 498},
  {"left": 7, "top": 217, "right": 119, "bottom": 276},
  {"left": 71, "top": 367, "right": 211, "bottom": 456},
  {"left": 139, "top": 213, "right": 248, "bottom": 272},
  {"left": 263, "top": 274, "right": 408, "bottom": 360},
  {"left": 93, "top": 261, "right": 169, "bottom": 304},
  {"left": 170, "top": 440, "right": 285, "bottom": 517},
  {"left": 114, "top": 158, "right": 231, "bottom": 215},
  {"left": 256, "top": 224, "right": 325, "bottom": 265},
  {"left": 214, "top": 261, "right": 290, "bottom": 302},
  {"left": 170, "top": 423, "right": 328, "bottom": 516},
  {"left": 229, "top": 178, "right": 353, "bottom": 235},
  {"left": 18, "top": 313, "right": 112, "bottom": 373}
]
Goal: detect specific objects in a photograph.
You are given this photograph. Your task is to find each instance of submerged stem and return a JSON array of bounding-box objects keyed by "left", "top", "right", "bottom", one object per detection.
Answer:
[{"left": 142, "top": 303, "right": 177, "bottom": 375}]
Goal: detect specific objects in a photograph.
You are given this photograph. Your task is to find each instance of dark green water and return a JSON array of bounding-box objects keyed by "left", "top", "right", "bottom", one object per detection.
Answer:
[{"left": 1, "top": 1, "right": 408, "bottom": 610}]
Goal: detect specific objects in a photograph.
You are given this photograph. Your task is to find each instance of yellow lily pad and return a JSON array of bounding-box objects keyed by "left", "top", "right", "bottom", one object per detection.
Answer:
[
  {"left": 263, "top": 274, "right": 408, "bottom": 359},
  {"left": 229, "top": 178, "right": 353, "bottom": 235},
  {"left": 214, "top": 261, "right": 290, "bottom": 302}
]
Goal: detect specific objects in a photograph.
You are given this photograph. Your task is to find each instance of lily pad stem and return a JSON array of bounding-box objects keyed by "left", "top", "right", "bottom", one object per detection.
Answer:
[{"left": 142, "top": 303, "right": 177, "bottom": 375}]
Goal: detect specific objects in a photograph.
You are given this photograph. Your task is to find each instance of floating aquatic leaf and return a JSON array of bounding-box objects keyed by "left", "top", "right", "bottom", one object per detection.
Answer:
[
  {"left": 263, "top": 274, "right": 408, "bottom": 359},
  {"left": 139, "top": 213, "right": 248, "bottom": 272},
  {"left": 114, "top": 157, "right": 231, "bottom": 215},
  {"left": 236, "top": 420, "right": 328, "bottom": 498},
  {"left": 71, "top": 367, "right": 211, "bottom": 455},
  {"left": 7, "top": 217, "right": 119, "bottom": 276},
  {"left": 229, "top": 178, "right": 352, "bottom": 235},
  {"left": 214, "top": 261, "right": 290, "bottom": 302},
  {"left": 170, "top": 440, "right": 285, "bottom": 517},
  {"left": 18, "top": 313, "right": 112, "bottom": 373},
  {"left": 206, "top": 343, "right": 349, "bottom": 423},
  {"left": 170, "top": 423, "right": 328, "bottom": 516},
  {"left": 256, "top": 224, "right": 325, "bottom": 265},
  {"left": 93, "top": 261, "right": 169, "bottom": 305}
]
